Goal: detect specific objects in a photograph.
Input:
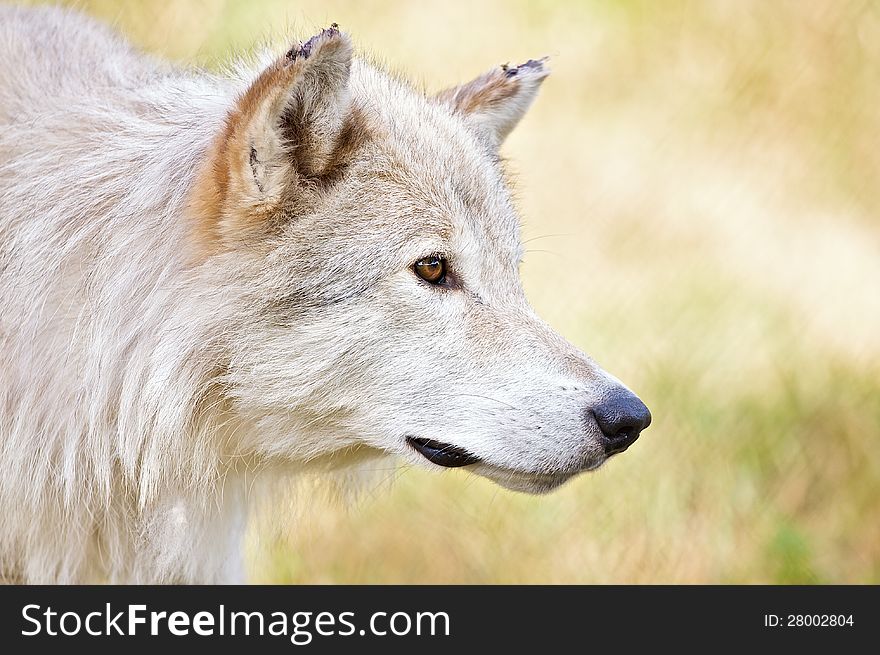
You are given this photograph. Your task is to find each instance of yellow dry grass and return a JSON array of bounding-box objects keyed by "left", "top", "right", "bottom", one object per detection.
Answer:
[{"left": 25, "top": 0, "right": 880, "bottom": 583}]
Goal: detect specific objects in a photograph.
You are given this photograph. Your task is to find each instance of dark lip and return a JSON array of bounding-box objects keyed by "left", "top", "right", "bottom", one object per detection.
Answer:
[{"left": 406, "top": 437, "right": 481, "bottom": 468}]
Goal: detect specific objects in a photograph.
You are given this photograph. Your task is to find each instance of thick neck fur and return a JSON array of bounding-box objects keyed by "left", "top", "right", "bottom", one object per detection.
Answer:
[{"left": 0, "top": 6, "right": 272, "bottom": 582}]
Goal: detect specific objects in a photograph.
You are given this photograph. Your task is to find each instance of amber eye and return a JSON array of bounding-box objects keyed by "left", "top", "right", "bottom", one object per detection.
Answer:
[{"left": 413, "top": 256, "right": 447, "bottom": 284}]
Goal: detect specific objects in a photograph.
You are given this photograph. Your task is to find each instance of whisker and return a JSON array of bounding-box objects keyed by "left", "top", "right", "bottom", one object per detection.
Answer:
[{"left": 521, "top": 232, "right": 572, "bottom": 244}]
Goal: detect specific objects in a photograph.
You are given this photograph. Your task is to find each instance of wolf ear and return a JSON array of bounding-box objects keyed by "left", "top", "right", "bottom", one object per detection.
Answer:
[
  {"left": 435, "top": 58, "right": 549, "bottom": 149},
  {"left": 193, "top": 25, "right": 363, "bottom": 249}
]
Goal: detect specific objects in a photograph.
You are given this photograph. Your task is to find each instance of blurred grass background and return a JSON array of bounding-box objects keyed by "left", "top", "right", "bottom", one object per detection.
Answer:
[{"left": 24, "top": 0, "right": 880, "bottom": 583}]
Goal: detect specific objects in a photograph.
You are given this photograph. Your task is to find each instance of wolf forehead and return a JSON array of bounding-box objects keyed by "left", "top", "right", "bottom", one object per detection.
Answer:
[{"left": 326, "top": 62, "right": 524, "bottom": 243}]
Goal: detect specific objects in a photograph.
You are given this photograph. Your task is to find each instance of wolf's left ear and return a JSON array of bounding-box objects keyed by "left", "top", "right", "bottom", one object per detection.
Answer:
[
  {"left": 435, "top": 58, "right": 549, "bottom": 149},
  {"left": 192, "top": 25, "right": 364, "bottom": 250}
]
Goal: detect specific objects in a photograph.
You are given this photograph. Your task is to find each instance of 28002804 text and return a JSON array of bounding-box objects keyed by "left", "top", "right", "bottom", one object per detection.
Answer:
[{"left": 763, "top": 614, "right": 854, "bottom": 628}]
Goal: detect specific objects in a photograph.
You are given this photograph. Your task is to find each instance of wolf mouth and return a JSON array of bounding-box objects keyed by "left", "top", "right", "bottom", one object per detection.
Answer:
[{"left": 406, "top": 437, "right": 481, "bottom": 468}]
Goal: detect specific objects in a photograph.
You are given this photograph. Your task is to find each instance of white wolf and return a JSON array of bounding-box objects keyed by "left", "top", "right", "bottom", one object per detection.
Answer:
[{"left": 0, "top": 6, "right": 650, "bottom": 583}]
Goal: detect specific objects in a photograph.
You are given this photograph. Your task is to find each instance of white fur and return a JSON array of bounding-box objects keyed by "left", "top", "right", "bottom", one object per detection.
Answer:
[{"left": 0, "top": 6, "right": 638, "bottom": 583}]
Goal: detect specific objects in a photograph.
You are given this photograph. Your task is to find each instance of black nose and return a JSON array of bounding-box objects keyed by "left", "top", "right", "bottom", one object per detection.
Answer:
[{"left": 593, "top": 389, "right": 652, "bottom": 456}]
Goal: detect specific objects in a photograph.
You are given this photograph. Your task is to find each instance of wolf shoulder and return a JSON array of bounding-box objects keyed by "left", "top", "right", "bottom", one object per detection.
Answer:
[{"left": 0, "top": 5, "right": 162, "bottom": 119}]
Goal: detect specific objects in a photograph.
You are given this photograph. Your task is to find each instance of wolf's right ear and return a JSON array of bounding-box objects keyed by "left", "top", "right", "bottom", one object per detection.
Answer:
[
  {"left": 191, "top": 25, "right": 360, "bottom": 250},
  {"left": 435, "top": 58, "right": 549, "bottom": 150}
]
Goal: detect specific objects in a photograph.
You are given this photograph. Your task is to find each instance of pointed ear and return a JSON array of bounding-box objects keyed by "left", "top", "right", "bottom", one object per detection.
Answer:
[
  {"left": 192, "top": 25, "right": 365, "bottom": 251},
  {"left": 435, "top": 58, "right": 549, "bottom": 149}
]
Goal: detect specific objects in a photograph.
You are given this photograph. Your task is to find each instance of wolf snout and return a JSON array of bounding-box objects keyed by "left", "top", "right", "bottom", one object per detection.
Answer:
[{"left": 591, "top": 388, "right": 652, "bottom": 456}]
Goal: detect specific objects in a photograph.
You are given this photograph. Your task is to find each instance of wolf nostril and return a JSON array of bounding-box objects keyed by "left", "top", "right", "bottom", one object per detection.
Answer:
[{"left": 592, "top": 389, "right": 651, "bottom": 456}]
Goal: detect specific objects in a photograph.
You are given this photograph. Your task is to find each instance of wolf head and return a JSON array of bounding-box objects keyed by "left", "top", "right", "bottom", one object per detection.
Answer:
[{"left": 190, "top": 26, "right": 650, "bottom": 494}]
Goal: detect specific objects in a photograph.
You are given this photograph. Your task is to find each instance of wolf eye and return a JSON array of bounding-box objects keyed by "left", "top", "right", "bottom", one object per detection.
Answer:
[{"left": 413, "top": 256, "right": 446, "bottom": 284}]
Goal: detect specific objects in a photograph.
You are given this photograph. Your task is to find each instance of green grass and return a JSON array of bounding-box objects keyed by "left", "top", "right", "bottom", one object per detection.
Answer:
[{"left": 33, "top": 0, "right": 880, "bottom": 583}]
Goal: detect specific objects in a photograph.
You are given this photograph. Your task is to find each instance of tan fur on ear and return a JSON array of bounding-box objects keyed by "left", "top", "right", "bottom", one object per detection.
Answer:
[
  {"left": 190, "top": 25, "right": 356, "bottom": 255},
  {"left": 436, "top": 58, "right": 549, "bottom": 149}
]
